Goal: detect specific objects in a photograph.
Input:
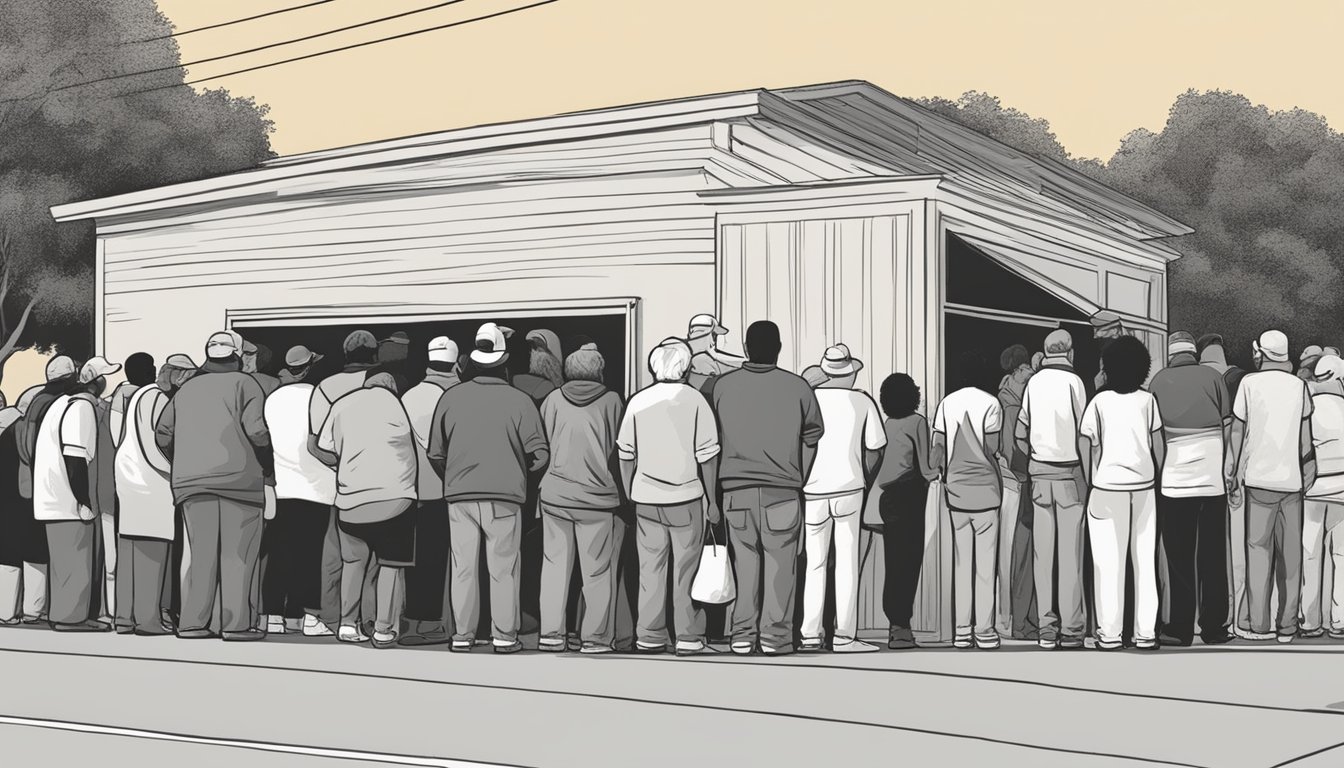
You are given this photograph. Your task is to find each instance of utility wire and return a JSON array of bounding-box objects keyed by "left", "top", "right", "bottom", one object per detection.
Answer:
[{"left": 140, "top": 0, "right": 338, "bottom": 42}]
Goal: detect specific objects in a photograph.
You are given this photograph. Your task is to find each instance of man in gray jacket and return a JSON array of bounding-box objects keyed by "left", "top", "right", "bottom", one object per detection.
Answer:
[{"left": 156, "top": 331, "right": 275, "bottom": 641}]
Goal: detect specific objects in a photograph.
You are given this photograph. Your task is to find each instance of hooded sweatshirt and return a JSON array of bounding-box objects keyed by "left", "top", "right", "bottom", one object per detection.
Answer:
[{"left": 539, "top": 380, "right": 625, "bottom": 510}]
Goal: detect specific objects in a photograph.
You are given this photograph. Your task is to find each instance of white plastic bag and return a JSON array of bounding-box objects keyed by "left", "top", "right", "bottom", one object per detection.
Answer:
[{"left": 691, "top": 528, "right": 736, "bottom": 605}]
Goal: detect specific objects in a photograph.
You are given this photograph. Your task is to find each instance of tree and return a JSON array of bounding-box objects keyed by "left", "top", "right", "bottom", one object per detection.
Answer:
[
  {"left": 921, "top": 88, "right": 1344, "bottom": 364},
  {"left": 0, "top": 0, "right": 273, "bottom": 385}
]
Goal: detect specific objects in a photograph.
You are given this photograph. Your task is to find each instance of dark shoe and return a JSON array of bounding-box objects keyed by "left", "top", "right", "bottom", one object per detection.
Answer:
[
  {"left": 52, "top": 620, "right": 111, "bottom": 633},
  {"left": 492, "top": 640, "right": 524, "bottom": 655},
  {"left": 176, "top": 628, "right": 216, "bottom": 639},
  {"left": 1159, "top": 634, "right": 1192, "bottom": 647},
  {"left": 133, "top": 626, "right": 173, "bottom": 637},
  {"left": 115, "top": 626, "right": 135, "bottom": 635},
  {"left": 222, "top": 629, "right": 267, "bottom": 642},
  {"left": 450, "top": 639, "right": 473, "bottom": 653},
  {"left": 1201, "top": 631, "right": 1232, "bottom": 646},
  {"left": 888, "top": 626, "right": 916, "bottom": 650},
  {"left": 1060, "top": 635, "right": 1086, "bottom": 650}
]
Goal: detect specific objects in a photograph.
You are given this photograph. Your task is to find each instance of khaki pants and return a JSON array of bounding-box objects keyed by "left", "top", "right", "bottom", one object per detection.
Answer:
[
  {"left": 1032, "top": 470, "right": 1088, "bottom": 641},
  {"left": 950, "top": 509, "right": 999, "bottom": 640},
  {"left": 449, "top": 501, "right": 522, "bottom": 646},
  {"left": 1302, "top": 499, "right": 1344, "bottom": 634},
  {"left": 1245, "top": 488, "right": 1303, "bottom": 636}
]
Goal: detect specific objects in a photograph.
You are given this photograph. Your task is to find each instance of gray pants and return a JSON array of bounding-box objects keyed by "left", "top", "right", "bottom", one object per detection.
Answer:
[
  {"left": 316, "top": 507, "right": 345, "bottom": 628},
  {"left": 115, "top": 537, "right": 170, "bottom": 632},
  {"left": 951, "top": 509, "right": 1000, "bottom": 639},
  {"left": 46, "top": 520, "right": 97, "bottom": 626},
  {"left": 180, "top": 495, "right": 263, "bottom": 635},
  {"left": 725, "top": 487, "right": 801, "bottom": 650},
  {"left": 636, "top": 500, "right": 707, "bottom": 647},
  {"left": 540, "top": 504, "right": 617, "bottom": 647},
  {"left": 1245, "top": 487, "right": 1304, "bottom": 635},
  {"left": 449, "top": 501, "right": 522, "bottom": 646},
  {"left": 1031, "top": 471, "right": 1088, "bottom": 640},
  {"left": 336, "top": 526, "right": 403, "bottom": 635}
]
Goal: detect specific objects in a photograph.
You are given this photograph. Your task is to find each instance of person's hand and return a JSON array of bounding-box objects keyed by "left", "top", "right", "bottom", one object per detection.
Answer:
[
  {"left": 705, "top": 497, "right": 722, "bottom": 527},
  {"left": 77, "top": 505, "right": 95, "bottom": 522},
  {"left": 263, "top": 486, "right": 277, "bottom": 521}
]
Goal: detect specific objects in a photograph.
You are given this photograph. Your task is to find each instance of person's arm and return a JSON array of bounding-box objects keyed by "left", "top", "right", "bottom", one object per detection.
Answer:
[
  {"left": 314, "top": 407, "right": 340, "bottom": 469},
  {"left": 61, "top": 400, "right": 96, "bottom": 516},
  {"left": 1302, "top": 395, "right": 1317, "bottom": 490},
  {"left": 929, "top": 432, "right": 947, "bottom": 480},
  {"left": 699, "top": 455, "right": 721, "bottom": 526},
  {"left": 521, "top": 401, "right": 550, "bottom": 474},
  {"left": 1078, "top": 400, "right": 1099, "bottom": 488},
  {"left": 915, "top": 419, "right": 938, "bottom": 480},
  {"left": 427, "top": 391, "right": 450, "bottom": 478},
  {"left": 691, "top": 394, "right": 723, "bottom": 524},
  {"left": 1153, "top": 428, "right": 1167, "bottom": 482},
  {"left": 1227, "top": 381, "right": 1249, "bottom": 483},
  {"left": 800, "top": 387, "right": 825, "bottom": 481},
  {"left": 142, "top": 391, "right": 172, "bottom": 476},
  {"left": 861, "top": 396, "right": 886, "bottom": 487},
  {"left": 306, "top": 383, "right": 332, "bottom": 461},
  {"left": 985, "top": 400, "right": 1005, "bottom": 462},
  {"left": 154, "top": 396, "right": 177, "bottom": 460},
  {"left": 1014, "top": 419, "right": 1030, "bottom": 467},
  {"left": 1080, "top": 436, "right": 1096, "bottom": 487},
  {"left": 240, "top": 377, "right": 274, "bottom": 484}
]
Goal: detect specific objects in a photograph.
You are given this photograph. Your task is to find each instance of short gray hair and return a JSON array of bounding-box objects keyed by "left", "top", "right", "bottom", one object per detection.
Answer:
[
  {"left": 564, "top": 346, "right": 605, "bottom": 383},
  {"left": 1044, "top": 329, "right": 1074, "bottom": 356},
  {"left": 649, "top": 339, "right": 692, "bottom": 383}
]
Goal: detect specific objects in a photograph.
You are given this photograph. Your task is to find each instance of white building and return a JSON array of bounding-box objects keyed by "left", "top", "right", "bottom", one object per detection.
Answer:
[{"left": 52, "top": 81, "right": 1189, "bottom": 640}]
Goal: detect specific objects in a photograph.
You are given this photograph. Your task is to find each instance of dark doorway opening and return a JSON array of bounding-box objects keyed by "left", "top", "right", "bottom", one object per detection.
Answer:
[
  {"left": 944, "top": 314, "right": 1099, "bottom": 393},
  {"left": 234, "top": 312, "right": 629, "bottom": 397}
]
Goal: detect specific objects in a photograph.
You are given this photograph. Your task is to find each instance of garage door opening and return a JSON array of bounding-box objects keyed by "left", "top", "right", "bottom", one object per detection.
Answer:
[
  {"left": 232, "top": 310, "right": 631, "bottom": 397},
  {"left": 945, "top": 234, "right": 1098, "bottom": 393}
]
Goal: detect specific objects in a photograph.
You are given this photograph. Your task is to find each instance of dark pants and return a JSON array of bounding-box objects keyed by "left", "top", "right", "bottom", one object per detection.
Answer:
[
  {"left": 1158, "top": 494, "right": 1230, "bottom": 642},
  {"left": 403, "top": 500, "right": 450, "bottom": 622},
  {"left": 163, "top": 507, "right": 184, "bottom": 624},
  {"left": 116, "top": 537, "right": 170, "bottom": 632},
  {"left": 725, "top": 487, "right": 802, "bottom": 650},
  {"left": 45, "top": 520, "right": 97, "bottom": 626},
  {"left": 879, "top": 477, "right": 928, "bottom": 629},
  {"left": 180, "top": 495, "right": 264, "bottom": 635},
  {"left": 261, "top": 500, "right": 330, "bottom": 620}
]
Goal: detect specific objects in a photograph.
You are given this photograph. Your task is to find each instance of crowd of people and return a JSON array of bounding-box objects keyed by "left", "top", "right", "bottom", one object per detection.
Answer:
[{"left": 0, "top": 309, "right": 1336, "bottom": 655}]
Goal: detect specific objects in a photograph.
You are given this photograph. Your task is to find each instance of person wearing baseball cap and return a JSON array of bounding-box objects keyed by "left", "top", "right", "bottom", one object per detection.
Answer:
[
  {"left": 154, "top": 331, "right": 274, "bottom": 641},
  {"left": 1148, "top": 330, "right": 1233, "bottom": 646},
  {"left": 397, "top": 335, "right": 463, "bottom": 647},
  {"left": 1303, "top": 354, "right": 1344, "bottom": 641},
  {"left": 993, "top": 342, "right": 1034, "bottom": 641},
  {"left": 258, "top": 345, "right": 336, "bottom": 636},
  {"left": 72, "top": 356, "right": 123, "bottom": 625},
  {"left": 685, "top": 313, "right": 744, "bottom": 394},
  {"left": 800, "top": 344, "right": 883, "bottom": 654},
  {"left": 1299, "top": 344, "right": 1326, "bottom": 383},
  {"left": 1227, "top": 329, "right": 1313, "bottom": 643},
  {"left": 373, "top": 330, "right": 412, "bottom": 394},
  {"left": 429, "top": 322, "right": 548, "bottom": 654},
  {"left": 240, "top": 340, "right": 281, "bottom": 397}
]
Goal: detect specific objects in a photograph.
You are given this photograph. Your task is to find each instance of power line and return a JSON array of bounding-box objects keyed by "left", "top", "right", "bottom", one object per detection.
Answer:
[
  {"left": 142, "top": 0, "right": 338, "bottom": 41},
  {"left": 52, "top": 0, "right": 475, "bottom": 94}
]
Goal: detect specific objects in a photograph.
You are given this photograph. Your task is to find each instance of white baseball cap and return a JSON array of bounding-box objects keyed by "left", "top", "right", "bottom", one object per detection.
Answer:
[
  {"left": 206, "top": 331, "right": 240, "bottom": 360},
  {"left": 428, "top": 336, "right": 459, "bottom": 364},
  {"left": 1254, "top": 330, "right": 1290, "bottom": 363},
  {"left": 471, "top": 323, "right": 513, "bottom": 367},
  {"left": 79, "top": 356, "right": 122, "bottom": 384},
  {"left": 687, "top": 314, "right": 728, "bottom": 341},
  {"left": 45, "top": 355, "right": 78, "bottom": 381}
]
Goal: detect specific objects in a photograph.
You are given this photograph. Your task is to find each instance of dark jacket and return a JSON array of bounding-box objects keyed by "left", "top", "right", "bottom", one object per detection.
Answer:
[
  {"left": 539, "top": 381, "right": 625, "bottom": 510},
  {"left": 155, "top": 360, "right": 274, "bottom": 506}
]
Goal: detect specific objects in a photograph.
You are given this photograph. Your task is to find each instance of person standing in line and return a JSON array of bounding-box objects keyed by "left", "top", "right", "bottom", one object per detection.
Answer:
[
  {"left": 156, "top": 331, "right": 275, "bottom": 642},
  {"left": 996, "top": 343, "right": 1038, "bottom": 642},
  {"left": 307, "top": 330, "right": 380, "bottom": 638},
  {"left": 261, "top": 346, "right": 337, "bottom": 636},
  {"left": 1089, "top": 310, "right": 1128, "bottom": 394},
  {"left": 1080, "top": 336, "right": 1164, "bottom": 651},
  {"left": 537, "top": 344, "right": 625, "bottom": 654},
  {"left": 617, "top": 338, "right": 722, "bottom": 656},
  {"left": 429, "top": 323, "right": 549, "bottom": 654},
  {"left": 1148, "top": 331, "right": 1233, "bottom": 647},
  {"left": 316, "top": 373, "right": 418, "bottom": 647},
  {"left": 9, "top": 386, "right": 50, "bottom": 625},
  {"left": 109, "top": 353, "right": 156, "bottom": 444},
  {"left": 932, "top": 351, "right": 1004, "bottom": 650},
  {"left": 375, "top": 331, "right": 413, "bottom": 394},
  {"left": 113, "top": 355, "right": 176, "bottom": 636},
  {"left": 684, "top": 314, "right": 745, "bottom": 396},
  {"left": 861, "top": 374, "right": 939, "bottom": 649},
  {"left": 1198, "top": 332, "right": 1249, "bottom": 637},
  {"left": 71, "top": 357, "right": 122, "bottom": 628},
  {"left": 0, "top": 398, "right": 27, "bottom": 624},
  {"left": 513, "top": 329, "right": 563, "bottom": 406},
  {"left": 1226, "top": 330, "right": 1314, "bottom": 644},
  {"left": 34, "top": 357, "right": 112, "bottom": 632},
  {"left": 712, "top": 321, "right": 824, "bottom": 656},
  {"left": 242, "top": 341, "right": 282, "bottom": 397},
  {"left": 397, "top": 336, "right": 460, "bottom": 647},
  {"left": 1303, "top": 355, "right": 1344, "bottom": 640},
  {"left": 800, "top": 345, "right": 884, "bottom": 654},
  {"left": 1017, "top": 329, "right": 1090, "bottom": 651},
  {"left": 1298, "top": 345, "right": 1326, "bottom": 384}
]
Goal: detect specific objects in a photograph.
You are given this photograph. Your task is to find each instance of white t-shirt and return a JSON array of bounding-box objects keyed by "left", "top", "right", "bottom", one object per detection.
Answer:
[
  {"left": 933, "top": 387, "right": 1004, "bottom": 511},
  {"left": 33, "top": 395, "right": 97, "bottom": 522},
  {"left": 265, "top": 383, "right": 337, "bottom": 505},
  {"left": 1079, "top": 390, "right": 1162, "bottom": 492},
  {"left": 1018, "top": 367, "right": 1087, "bottom": 464},
  {"left": 805, "top": 388, "right": 886, "bottom": 497},
  {"left": 1309, "top": 389, "right": 1344, "bottom": 501},
  {"left": 1233, "top": 370, "right": 1312, "bottom": 493},
  {"left": 616, "top": 382, "right": 720, "bottom": 506}
]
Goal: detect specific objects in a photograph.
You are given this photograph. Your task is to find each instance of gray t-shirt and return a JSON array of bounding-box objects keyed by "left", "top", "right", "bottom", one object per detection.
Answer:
[{"left": 427, "top": 377, "right": 548, "bottom": 506}]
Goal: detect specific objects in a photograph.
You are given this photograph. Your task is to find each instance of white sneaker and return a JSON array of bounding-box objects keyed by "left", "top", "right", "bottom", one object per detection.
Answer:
[
  {"left": 538, "top": 637, "right": 566, "bottom": 653},
  {"left": 1038, "top": 638, "right": 1059, "bottom": 650},
  {"left": 974, "top": 635, "right": 1001, "bottom": 650},
  {"left": 730, "top": 641, "right": 755, "bottom": 656},
  {"left": 1277, "top": 632, "right": 1297, "bottom": 645},
  {"left": 832, "top": 638, "right": 881, "bottom": 654},
  {"left": 337, "top": 625, "right": 369, "bottom": 643},
  {"left": 266, "top": 616, "right": 286, "bottom": 634},
  {"left": 675, "top": 640, "right": 720, "bottom": 656},
  {"left": 953, "top": 635, "right": 973, "bottom": 649},
  {"left": 303, "top": 615, "right": 335, "bottom": 638},
  {"left": 798, "top": 638, "right": 825, "bottom": 652}
]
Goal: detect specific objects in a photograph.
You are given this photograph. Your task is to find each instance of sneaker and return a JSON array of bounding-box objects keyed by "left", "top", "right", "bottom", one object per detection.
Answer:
[
  {"left": 176, "top": 628, "right": 216, "bottom": 640},
  {"left": 1060, "top": 636, "right": 1085, "bottom": 650},
  {"left": 888, "top": 626, "right": 916, "bottom": 650},
  {"left": 52, "top": 620, "right": 111, "bottom": 633},
  {"left": 223, "top": 629, "right": 267, "bottom": 642},
  {"left": 303, "top": 615, "right": 335, "bottom": 638},
  {"left": 1201, "top": 631, "right": 1232, "bottom": 645},
  {"left": 133, "top": 626, "right": 172, "bottom": 637},
  {"left": 337, "top": 625, "right": 369, "bottom": 644},
  {"left": 284, "top": 618, "right": 303, "bottom": 633},
  {"left": 1159, "top": 634, "right": 1191, "bottom": 647},
  {"left": 798, "top": 638, "right": 825, "bottom": 652},
  {"left": 953, "top": 635, "right": 973, "bottom": 649},
  {"left": 1096, "top": 639, "right": 1123, "bottom": 651},
  {"left": 567, "top": 634, "right": 582, "bottom": 652},
  {"left": 493, "top": 640, "right": 524, "bottom": 655},
  {"left": 730, "top": 641, "right": 755, "bottom": 656},
  {"left": 636, "top": 641, "right": 668, "bottom": 655},
  {"left": 833, "top": 638, "right": 881, "bottom": 654},
  {"left": 1329, "top": 629, "right": 1344, "bottom": 641},
  {"left": 580, "top": 642, "right": 614, "bottom": 655},
  {"left": 1135, "top": 638, "right": 1160, "bottom": 651},
  {"left": 1236, "top": 627, "right": 1275, "bottom": 641},
  {"left": 1301, "top": 627, "right": 1325, "bottom": 639},
  {"left": 1038, "top": 637, "right": 1059, "bottom": 650},
  {"left": 371, "top": 631, "right": 398, "bottom": 649},
  {"left": 675, "top": 640, "right": 719, "bottom": 656},
  {"left": 450, "top": 639, "right": 473, "bottom": 653},
  {"left": 266, "top": 616, "right": 286, "bottom": 634},
  {"left": 974, "top": 634, "right": 1001, "bottom": 650},
  {"left": 1277, "top": 632, "right": 1297, "bottom": 645},
  {"left": 538, "top": 636, "right": 567, "bottom": 653},
  {"left": 760, "top": 643, "right": 794, "bottom": 656}
]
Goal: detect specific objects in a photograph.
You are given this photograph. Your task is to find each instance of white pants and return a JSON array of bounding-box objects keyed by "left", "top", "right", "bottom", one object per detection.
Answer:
[
  {"left": 1087, "top": 488, "right": 1158, "bottom": 646},
  {"left": 99, "top": 511, "right": 117, "bottom": 621},
  {"left": 3, "top": 563, "right": 50, "bottom": 621},
  {"left": 1303, "top": 499, "right": 1344, "bottom": 633},
  {"left": 0, "top": 565, "right": 19, "bottom": 622},
  {"left": 802, "top": 492, "right": 864, "bottom": 642}
]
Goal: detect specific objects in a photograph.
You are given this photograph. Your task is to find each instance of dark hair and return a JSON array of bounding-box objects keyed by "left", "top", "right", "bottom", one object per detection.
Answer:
[
  {"left": 427, "top": 360, "right": 456, "bottom": 374},
  {"left": 1000, "top": 344, "right": 1030, "bottom": 373},
  {"left": 959, "top": 350, "right": 992, "bottom": 392},
  {"left": 255, "top": 344, "right": 274, "bottom": 373},
  {"left": 1196, "top": 333, "right": 1224, "bottom": 356},
  {"left": 125, "top": 352, "right": 157, "bottom": 386},
  {"left": 744, "top": 321, "right": 782, "bottom": 365},
  {"left": 880, "top": 373, "right": 921, "bottom": 419},
  {"left": 1102, "top": 335, "right": 1152, "bottom": 394},
  {"left": 345, "top": 346, "right": 377, "bottom": 366}
]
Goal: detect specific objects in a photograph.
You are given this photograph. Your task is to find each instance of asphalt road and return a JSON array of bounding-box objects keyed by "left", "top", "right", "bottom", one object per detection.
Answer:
[{"left": 3, "top": 626, "right": 1344, "bottom": 767}]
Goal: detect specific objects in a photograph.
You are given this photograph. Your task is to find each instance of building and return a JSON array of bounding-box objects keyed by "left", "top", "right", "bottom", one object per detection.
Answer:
[{"left": 51, "top": 81, "right": 1189, "bottom": 641}]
